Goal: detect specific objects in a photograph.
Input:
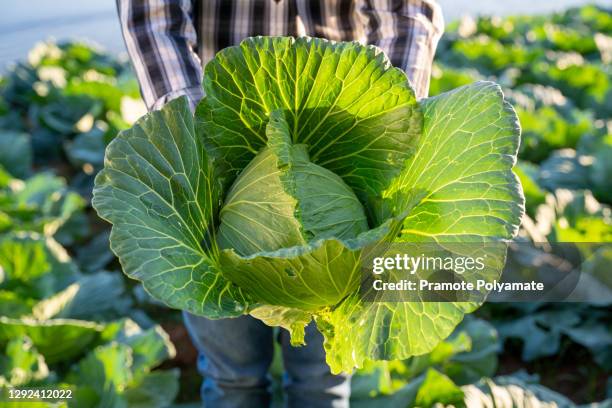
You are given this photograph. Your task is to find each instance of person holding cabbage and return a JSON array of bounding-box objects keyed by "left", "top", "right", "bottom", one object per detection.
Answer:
[{"left": 116, "top": 1, "right": 444, "bottom": 406}]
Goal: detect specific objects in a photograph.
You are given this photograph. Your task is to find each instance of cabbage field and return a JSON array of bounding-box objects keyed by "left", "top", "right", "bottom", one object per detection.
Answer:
[{"left": 0, "top": 4, "right": 610, "bottom": 408}]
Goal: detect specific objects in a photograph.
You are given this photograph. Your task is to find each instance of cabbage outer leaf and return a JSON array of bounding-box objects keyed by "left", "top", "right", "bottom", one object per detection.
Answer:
[
  {"left": 92, "top": 97, "right": 250, "bottom": 318},
  {"left": 196, "top": 36, "right": 421, "bottom": 205},
  {"left": 249, "top": 305, "right": 312, "bottom": 346},
  {"left": 220, "top": 218, "right": 400, "bottom": 311},
  {"left": 388, "top": 81, "right": 524, "bottom": 242},
  {"left": 317, "top": 82, "right": 524, "bottom": 374}
]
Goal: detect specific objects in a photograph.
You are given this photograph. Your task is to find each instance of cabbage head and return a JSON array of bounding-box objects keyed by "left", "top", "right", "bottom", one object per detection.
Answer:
[
  {"left": 93, "top": 37, "right": 524, "bottom": 373},
  {"left": 217, "top": 142, "right": 369, "bottom": 256}
]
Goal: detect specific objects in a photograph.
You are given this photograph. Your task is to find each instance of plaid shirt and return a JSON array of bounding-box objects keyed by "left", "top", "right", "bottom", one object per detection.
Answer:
[{"left": 118, "top": 0, "right": 444, "bottom": 110}]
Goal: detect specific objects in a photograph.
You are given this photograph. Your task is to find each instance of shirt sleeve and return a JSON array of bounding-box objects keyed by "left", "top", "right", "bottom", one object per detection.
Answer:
[
  {"left": 116, "top": 0, "right": 204, "bottom": 111},
  {"left": 360, "top": 0, "right": 444, "bottom": 99}
]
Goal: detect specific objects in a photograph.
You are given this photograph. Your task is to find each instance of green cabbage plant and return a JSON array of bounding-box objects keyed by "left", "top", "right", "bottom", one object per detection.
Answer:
[{"left": 93, "top": 37, "right": 524, "bottom": 373}]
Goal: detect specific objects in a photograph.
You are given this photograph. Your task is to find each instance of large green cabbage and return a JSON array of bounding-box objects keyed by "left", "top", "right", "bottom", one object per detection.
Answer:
[{"left": 92, "top": 37, "right": 524, "bottom": 373}]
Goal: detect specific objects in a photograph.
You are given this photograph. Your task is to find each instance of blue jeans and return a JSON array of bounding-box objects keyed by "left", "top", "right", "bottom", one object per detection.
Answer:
[{"left": 183, "top": 312, "right": 350, "bottom": 408}]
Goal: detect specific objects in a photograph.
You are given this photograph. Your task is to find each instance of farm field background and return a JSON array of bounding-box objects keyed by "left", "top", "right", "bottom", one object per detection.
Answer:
[
  {"left": 0, "top": 3, "right": 610, "bottom": 407},
  {"left": 1, "top": 0, "right": 611, "bottom": 70}
]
